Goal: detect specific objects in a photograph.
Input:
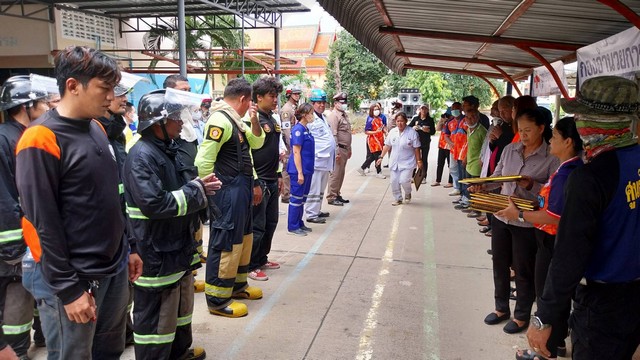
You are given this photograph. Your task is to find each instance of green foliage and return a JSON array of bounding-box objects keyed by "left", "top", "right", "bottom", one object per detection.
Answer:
[
  {"left": 405, "top": 70, "right": 451, "bottom": 113},
  {"left": 324, "top": 31, "right": 388, "bottom": 110},
  {"left": 441, "top": 74, "right": 501, "bottom": 108}
]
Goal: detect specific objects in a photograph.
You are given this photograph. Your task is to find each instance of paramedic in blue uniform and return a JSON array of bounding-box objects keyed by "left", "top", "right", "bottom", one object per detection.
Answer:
[
  {"left": 526, "top": 76, "right": 640, "bottom": 359},
  {"left": 287, "top": 103, "right": 315, "bottom": 236}
]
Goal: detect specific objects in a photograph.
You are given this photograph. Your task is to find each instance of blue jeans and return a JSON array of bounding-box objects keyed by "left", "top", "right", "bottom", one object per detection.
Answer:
[
  {"left": 22, "top": 250, "right": 129, "bottom": 360},
  {"left": 449, "top": 153, "right": 460, "bottom": 190}
]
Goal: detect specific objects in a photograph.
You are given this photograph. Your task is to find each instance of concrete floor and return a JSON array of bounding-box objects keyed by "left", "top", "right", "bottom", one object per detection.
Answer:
[{"left": 29, "top": 134, "right": 553, "bottom": 360}]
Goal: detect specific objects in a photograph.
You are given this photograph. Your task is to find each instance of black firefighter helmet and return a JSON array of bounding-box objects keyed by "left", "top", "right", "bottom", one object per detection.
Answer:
[
  {"left": 0, "top": 75, "right": 48, "bottom": 112},
  {"left": 137, "top": 89, "right": 184, "bottom": 133}
]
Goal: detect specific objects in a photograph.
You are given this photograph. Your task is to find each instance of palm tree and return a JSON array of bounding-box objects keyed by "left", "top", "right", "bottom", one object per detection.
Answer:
[{"left": 142, "top": 15, "right": 257, "bottom": 91}]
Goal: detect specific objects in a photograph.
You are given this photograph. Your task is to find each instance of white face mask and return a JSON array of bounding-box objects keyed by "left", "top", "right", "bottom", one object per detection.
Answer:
[
  {"left": 337, "top": 103, "right": 346, "bottom": 111},
  {"left": 191, "top": 110, "right": 202, "bottom": 122},
  {"left": 373, "top": 110, "right": 381, "bottom": 116}
]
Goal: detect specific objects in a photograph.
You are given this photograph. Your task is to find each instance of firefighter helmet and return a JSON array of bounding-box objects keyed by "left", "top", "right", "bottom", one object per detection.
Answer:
[
  {"left": 136, "top": 89, "right": 183, "bottom": 132},
  {"left": 0, "top": 75, "right": 48, "bottom": 112}
]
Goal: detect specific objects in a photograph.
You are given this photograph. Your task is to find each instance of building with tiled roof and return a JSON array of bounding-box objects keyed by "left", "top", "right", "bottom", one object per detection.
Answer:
[{"left": 246, "top": 24, "right": 335, "bottom": 87}]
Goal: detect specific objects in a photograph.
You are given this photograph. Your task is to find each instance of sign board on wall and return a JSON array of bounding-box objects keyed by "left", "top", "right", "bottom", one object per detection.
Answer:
[
  {"left": 531, "top": 61, "right": 567, "bottom": 97},
  {"left": 576, "top": 26, "right": 640, "bottom": 87}
]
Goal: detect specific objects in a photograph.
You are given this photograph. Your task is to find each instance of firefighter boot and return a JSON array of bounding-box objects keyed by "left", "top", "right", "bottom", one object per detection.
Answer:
[
  {"left": 194, "top": 280, "right": 205, "bottom": 293},
  {"left": 183, "top": 347, "right": 206, "bottom": 360},
  {"left": 232, "top": 286, "right": 263, "bottom": 300},
  {"left": 209, "top": 301, "right": 248, "bottom": 318}
]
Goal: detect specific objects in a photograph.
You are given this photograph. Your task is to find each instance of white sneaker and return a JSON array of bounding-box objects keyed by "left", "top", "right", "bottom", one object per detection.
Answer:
[
  {"left": 357, "top": 168, "right": 366, "bottom": 176},
  {"left": 404, "top": 194, "right": 411, "bottom": 203},
  {"left": 391, "top": 199, "right": 403, "bottom": 206},
  {"left": 365, "top": 168, "right": 371, "bottom": 173},
  {"left": 375, "top": 174, "right": 387, "bottom": 179},
  {"left": 448, "top": 189, "right": 461, "bottom": 196}
]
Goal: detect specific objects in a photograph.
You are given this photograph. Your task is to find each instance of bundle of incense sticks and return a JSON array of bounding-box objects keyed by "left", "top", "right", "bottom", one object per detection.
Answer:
[
  {"left": 469, "top": 193, "right": 537, "bottom": 214},
  {"left": 459, "top": 175, "right": 524, "bottom": 185}
]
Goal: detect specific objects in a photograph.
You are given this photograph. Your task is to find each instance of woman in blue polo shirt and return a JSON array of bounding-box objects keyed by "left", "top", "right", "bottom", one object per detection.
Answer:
[{"left": 287, "top": 103, "right": 316, "bottom": 236}]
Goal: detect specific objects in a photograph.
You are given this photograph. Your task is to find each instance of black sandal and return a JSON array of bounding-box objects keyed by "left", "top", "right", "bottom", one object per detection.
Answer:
[{"left": 515, "top": 349, "right": 548, "bottom": 360}]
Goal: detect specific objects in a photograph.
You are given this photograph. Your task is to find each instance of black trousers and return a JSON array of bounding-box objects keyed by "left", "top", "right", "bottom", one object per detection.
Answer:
[
  {"left": 490, "top": 218, "right": 537, "bottom": 321},
  {"left": 361, "top": 151, "right": 382, "bottom": 174},
  {"left": 250, "top": 180, "right": 279, "bottom": 271},
  {"left": 436, "top": 148, "right": 452, "bottom": 183},
  {"left": 571, "top": 281, "right": 640, "bottom": 359},
  {"left": 534, "top": 230, "right": 569, "bottom": 357}
]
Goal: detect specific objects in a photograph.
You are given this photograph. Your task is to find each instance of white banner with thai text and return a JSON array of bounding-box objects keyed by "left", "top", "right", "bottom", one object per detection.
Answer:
[
  {"left": 577, "top": 26, "right": 640, "bottom": 87},
  {"left": 531, "top": 61, "right": 567, "bottom": 97}
]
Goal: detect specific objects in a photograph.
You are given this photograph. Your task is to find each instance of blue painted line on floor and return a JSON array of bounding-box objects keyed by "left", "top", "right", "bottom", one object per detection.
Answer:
[{"left": 224, "top": 176, "right": 373, "bottom": 359}]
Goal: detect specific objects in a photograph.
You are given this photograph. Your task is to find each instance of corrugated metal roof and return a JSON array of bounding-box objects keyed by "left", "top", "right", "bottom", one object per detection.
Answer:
[
  {"left": 317, "top": 0, "right": 640, "bottom": 85},
  {"left": 3, "top": 1, "right": 308, "bottom": 21}
]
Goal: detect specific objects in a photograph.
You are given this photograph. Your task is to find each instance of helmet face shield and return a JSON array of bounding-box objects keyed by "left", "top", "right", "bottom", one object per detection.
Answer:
[{"left": 0, "top": 76, "right": 48, "bottom": 111}]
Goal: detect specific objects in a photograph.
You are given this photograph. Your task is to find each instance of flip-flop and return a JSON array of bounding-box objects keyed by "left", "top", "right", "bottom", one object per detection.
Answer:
[{"left": 515, "top": 349, "right": 548, "bottom": 360}]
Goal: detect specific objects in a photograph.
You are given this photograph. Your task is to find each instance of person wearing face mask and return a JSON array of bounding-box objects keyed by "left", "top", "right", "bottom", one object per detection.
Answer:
[
  {"left": 287, "top": 103, "right": 315, "bottom": 236},
  {"left": 357, "top": 104, "right": 386, "bottom": 179},
  {"left": 0, "top": 75, "right": 50, "bottom": 360},
  {"left": 97, "top": 84, "right": 144, "bottom": 347},
  {"left": 326, "top": 92, "right": 352, "bottom": 206},
  {"left": 163, "top": 75, "right": 209, "bottom": 291},
  {"left": 445, "top": 102, "right": 464, "bottom": 196}
]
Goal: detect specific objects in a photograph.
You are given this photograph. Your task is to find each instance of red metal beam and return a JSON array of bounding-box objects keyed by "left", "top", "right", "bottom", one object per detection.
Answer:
[
  {"left": 379, "top": 26, "right": 583, "bottom": 51},
  {"left": 473, "top": 73, "right": 501, "bottom": 99},
  {"left": 373, "top": 0, "right": 409, "bottom": 64},
  {"left": 516, "top": 45, "right": 570, "bottom": 99},
  {"left": 397, "top": 52, "right": 533, "bottom": 68},
  {"left": 597, "top": 0, "right": 640, "bottom": 29},
  {"left": 488, "top": 64, "right": 523, "bottom": 96},
  {"left": 404, "top": 64, "right": 504, "bottom": 79}
]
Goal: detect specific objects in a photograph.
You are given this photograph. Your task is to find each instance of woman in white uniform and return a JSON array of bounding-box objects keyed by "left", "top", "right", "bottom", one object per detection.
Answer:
[{"left": 376, "top": 112, "right": 423, "bottom": 205}]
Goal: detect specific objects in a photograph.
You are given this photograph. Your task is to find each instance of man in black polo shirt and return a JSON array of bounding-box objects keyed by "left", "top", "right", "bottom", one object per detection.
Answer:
[{"left": 248, "top": 77, "right": 283, "bottom": 282}]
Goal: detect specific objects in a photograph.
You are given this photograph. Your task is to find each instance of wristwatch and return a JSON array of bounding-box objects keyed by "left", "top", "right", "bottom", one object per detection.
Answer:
[
  {"left": 531, "top": 315, "right": 551, "bottom": 330},
  {"left": 518, "top": 210, "right": 525, "bottom": 223}
]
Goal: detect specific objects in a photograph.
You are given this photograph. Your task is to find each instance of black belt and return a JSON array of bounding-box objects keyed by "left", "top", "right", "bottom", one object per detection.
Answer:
[{"left": 338, "top": 144, "right": 349, "bottom": 150}]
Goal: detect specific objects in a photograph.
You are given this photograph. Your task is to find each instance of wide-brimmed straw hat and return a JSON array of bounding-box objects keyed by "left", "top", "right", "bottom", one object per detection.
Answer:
[{"left": 561, "top": 76, "right": 639, "bottom": 115}]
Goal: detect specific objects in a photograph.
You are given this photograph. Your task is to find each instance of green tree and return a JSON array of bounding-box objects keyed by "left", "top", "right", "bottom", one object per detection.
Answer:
[
  {"left": 405, "top": 70, "right": 450, "bottom": 114},
  {"left": 380, "top": 72, "right": 407, "bottom": 99},
  {"left": 142, "top": 15, "right": 255, "bottom": 91},
  {"left": 441, "top": 74, "right": 501, "bottom": 108},
  {"left": 324, "top": 31, "right": 388, "bottom": 110}
]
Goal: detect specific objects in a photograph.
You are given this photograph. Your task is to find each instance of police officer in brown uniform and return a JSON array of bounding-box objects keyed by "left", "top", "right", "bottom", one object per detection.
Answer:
[
  {"left": 279, "top": 86, "right": 302, "bottom": 203},
  {"left": 327, "top": 92, "right": 352, "bottom": 206}
]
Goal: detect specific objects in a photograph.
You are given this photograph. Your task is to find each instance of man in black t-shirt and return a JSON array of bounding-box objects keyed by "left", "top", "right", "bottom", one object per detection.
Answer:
[{"left": 248, "top": 77, "right": 283, "bottom": 282}]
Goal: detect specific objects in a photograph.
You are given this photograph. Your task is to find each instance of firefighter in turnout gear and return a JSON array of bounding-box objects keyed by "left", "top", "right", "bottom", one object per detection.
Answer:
[
  {"left": 195, "top": 78, "right": 265, "bottom": 318},
  {"left": 124, "top": 90, "right": 221, "bottom": 360},
  {"left": 0, "top": 75, "right": 49, "bottom": 359}
]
